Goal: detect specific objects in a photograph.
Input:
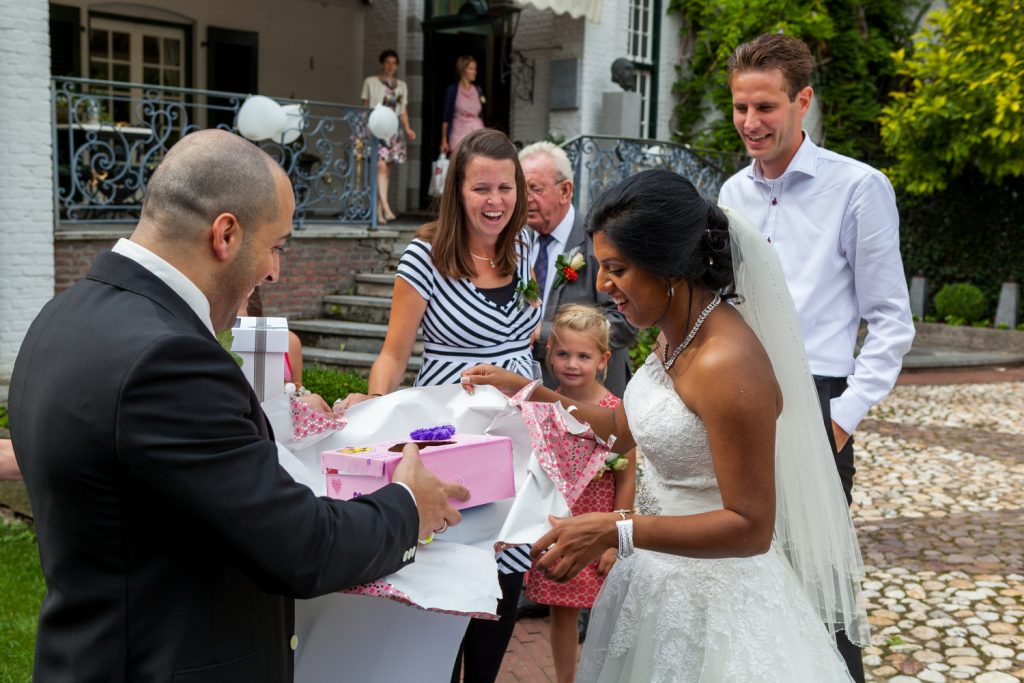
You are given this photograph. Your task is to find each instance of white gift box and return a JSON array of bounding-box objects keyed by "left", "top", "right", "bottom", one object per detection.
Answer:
[{"left": 231, "top": 316, "right": 289, "bottom": 401}]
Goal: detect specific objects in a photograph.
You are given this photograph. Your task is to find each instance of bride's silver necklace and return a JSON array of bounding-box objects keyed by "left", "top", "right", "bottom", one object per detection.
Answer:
[
  {"left": 662, "top": 293, "right": 722, "bottom": 371},
  {"left": 470, "top": 252, "right": 496, "bottom": 268}
]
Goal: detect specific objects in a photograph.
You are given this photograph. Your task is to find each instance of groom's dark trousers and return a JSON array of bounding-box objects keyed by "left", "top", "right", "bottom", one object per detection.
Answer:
[{"left": 815, "top": 375, "right": 866, "bottom": 683}]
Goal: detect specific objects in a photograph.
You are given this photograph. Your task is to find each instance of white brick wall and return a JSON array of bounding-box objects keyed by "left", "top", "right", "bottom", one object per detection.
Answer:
[{"left": 0, "top": 0, "right": 55, "bottom": 383}]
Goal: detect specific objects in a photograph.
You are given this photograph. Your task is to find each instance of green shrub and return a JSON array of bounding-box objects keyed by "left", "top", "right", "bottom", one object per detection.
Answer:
[
  {"left": 997, "top": 322, "right": 1010, "bottom": 330},
  {"left": 629, "top": 327, "right": 660, "bottom": 372},
  {"left": 302, "top": 367, "right": 369, "bottom": 405},
  {"left": 934, "top": 283, "right": 987, "bottom": 324},
  {"left": 0, "top": 405, "right": 8, "bottom": 431}
]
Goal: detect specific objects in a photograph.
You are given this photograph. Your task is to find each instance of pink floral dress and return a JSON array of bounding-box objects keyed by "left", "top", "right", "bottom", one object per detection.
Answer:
[{"left": 526, "top": 391, "right": 622, "bottom": 608}]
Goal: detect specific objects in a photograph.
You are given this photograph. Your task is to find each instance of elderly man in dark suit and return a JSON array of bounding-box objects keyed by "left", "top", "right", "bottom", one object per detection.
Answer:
[
  {"left": 9, "top": 129, "right": 467, "bottom": 683},
  {"left": 519, "top": 142, "right": 636, "bottom": 397}
]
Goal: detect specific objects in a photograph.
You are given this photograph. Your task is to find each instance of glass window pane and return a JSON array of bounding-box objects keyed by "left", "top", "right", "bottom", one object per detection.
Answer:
[
  {"left": 164, "top": 69, "right": 180, "bottom": 87},
  {"left": 144, "top": 35, "right": 159, "bottom": 64},
  {"left": 112, "top": 63, "right": 130, "bottom": 83},
  {"left": 89, "top": 60, "right": 109, "bottom": 80},
  {"left": 164, "top": 38, "right": 181, "bottom": 67},
  {"left": 114, "top": 100, "right": 131, "bottom": 123},
  {"left": 112, "top": 31, "right": 130, "bottom": 61},
  {"left": 143, "top": 66, "right": 160, "bottom": 85},
  {"left": 89, "top": 29, "right": 108, "bottom": 57}
]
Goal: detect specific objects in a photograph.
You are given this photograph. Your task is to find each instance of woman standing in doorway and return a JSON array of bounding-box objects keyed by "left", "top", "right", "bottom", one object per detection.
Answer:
[
  {"left": 440, "top": 55, "right": 485, "bottom": 156},
  {"left": 361, "top": 49, "right": 417, "bottom": 225}
]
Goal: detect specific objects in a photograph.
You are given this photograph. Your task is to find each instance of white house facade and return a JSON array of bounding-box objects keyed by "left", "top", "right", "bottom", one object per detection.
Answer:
[{"left": 0, "top": 0, "right": 684, "bottom": 382}]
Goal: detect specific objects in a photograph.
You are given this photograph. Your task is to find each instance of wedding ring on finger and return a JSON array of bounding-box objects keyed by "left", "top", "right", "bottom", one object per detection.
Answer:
[{"left": 434, "top": 520, "right": 448, "bottom": 534}]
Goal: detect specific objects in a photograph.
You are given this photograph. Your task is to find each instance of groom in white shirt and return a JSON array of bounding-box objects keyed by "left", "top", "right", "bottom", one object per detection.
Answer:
[{"left": 718, "top": 33, "right": 914, "bottom": 682}]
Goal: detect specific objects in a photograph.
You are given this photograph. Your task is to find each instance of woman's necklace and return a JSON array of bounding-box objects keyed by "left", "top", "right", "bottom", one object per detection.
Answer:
[
  {"left": 470, "top": 252, "right": 496, "bottom": 268},
  {"left": 662, "top": 293, "right": 722, "bottom": 371}
]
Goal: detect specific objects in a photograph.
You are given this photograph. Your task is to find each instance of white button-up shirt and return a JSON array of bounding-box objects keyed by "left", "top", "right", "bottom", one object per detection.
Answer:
[{"left": 719, "top": 133, "right": 914, "bottom": 433}]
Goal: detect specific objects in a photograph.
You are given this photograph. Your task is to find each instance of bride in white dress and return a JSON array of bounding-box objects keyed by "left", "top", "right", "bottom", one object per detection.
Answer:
[{"left": 461, "top": 170, "right": 868, "bottom": 682}]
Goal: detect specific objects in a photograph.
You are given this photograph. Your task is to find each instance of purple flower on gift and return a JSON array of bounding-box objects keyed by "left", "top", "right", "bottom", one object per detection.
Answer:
[{"left": 410, "top": 425, "right": 456, "bottom": 440}]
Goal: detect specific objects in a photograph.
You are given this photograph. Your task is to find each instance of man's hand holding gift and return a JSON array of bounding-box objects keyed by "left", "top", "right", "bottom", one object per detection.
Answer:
[{"left": 392, "top": 442, "right": 471, "bottom": 541}]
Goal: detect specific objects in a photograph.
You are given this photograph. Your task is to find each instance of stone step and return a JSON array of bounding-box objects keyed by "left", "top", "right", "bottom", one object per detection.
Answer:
[
  {"left": 355, "top": 272, "right": 397, "bottom": 298},
  {"left": 290, "top": 319, "right": 422, "bottom": 355},
  {"left": 322, "top": 294, "right": 393, "bottom": 324},
  {"left": 389, "top": 244, "right": 408, "bottom": 269},
  {"left": 302, "top": 347, "right": 420, "bottom": 385}
]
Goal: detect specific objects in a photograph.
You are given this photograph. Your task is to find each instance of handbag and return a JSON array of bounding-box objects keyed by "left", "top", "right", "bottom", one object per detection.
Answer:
[{"left": 428, "top": 153, "right": 449, "bottom": 197}]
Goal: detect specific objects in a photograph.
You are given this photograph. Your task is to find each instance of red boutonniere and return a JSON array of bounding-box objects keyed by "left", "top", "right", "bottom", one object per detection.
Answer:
[{"left": 553, "top": 248, "right": 586, "bottom": 289}]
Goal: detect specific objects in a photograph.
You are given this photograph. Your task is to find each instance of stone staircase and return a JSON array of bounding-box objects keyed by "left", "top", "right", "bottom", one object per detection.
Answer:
[{"left": 290, "top": 219, "right": 424, "bottom": 384}]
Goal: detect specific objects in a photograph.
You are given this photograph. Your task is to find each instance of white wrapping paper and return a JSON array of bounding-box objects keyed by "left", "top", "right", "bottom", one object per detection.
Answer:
[{"left": 264, "top": 384, "right": 583, "bottom": 681}]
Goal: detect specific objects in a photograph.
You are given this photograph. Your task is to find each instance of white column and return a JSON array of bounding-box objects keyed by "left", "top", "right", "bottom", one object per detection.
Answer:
[{"left": 0, "top": 0, "right": 55, "bottom": 383}]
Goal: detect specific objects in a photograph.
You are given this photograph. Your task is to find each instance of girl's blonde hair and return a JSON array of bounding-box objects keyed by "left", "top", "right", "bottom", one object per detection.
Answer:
[{"left": 546, "top": 304, "right": 611, "bottom": 379}]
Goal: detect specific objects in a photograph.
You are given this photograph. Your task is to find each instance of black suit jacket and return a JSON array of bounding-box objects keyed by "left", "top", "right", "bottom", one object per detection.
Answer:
[
  {"left": 9, "top": 251, "right": 419, "bottom": 683},
  {"left": 532, "top": 210, "right": 637, "bottom": 397}
]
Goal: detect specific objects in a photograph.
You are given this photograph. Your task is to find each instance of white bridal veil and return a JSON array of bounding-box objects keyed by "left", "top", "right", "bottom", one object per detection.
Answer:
[{"left": 725, "top": 207, "right": 870, "bottom": 645}]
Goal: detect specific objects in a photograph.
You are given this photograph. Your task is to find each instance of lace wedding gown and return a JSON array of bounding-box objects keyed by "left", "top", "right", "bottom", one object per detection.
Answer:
[{"left": 575, "top": 353, "right": 855, "bottom": 683}]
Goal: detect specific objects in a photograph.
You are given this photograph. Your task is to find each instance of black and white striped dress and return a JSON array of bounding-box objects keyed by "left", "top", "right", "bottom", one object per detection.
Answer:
[
  {"left": 397, "top": 236, "right": 540, "bottom": 573},
  {"left": 396, "top": 237, "right": 541, "bottom": 387}
]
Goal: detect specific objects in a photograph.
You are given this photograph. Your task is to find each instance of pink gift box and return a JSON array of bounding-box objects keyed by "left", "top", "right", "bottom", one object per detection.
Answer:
[{"left": 321, "top": 434, "right": 515, "bottom": 510}]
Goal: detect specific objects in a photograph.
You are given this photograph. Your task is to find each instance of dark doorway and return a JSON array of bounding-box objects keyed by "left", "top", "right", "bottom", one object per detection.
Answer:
[
  {"left": 206, "top": 26, "right": 258, "bottom": 130},
  {"left": 420, "top": 18, "right": 513, "bottom": 209}
]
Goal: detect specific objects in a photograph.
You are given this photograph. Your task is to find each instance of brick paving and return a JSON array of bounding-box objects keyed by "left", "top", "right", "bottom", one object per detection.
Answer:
[{"left": 500, "top": 367, "right": 1024, "bottom": 682}]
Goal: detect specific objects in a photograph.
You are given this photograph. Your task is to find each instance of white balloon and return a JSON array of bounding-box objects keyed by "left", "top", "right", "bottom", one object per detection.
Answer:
[
  {"left": 280, "top": 104, "right": 305, "bottom": 144},
  {"left": 237, "top": 95, "right": 286, "bottom": 142},
  {"left": 367, "top": 105, "right": 399, "bottom": 141}
]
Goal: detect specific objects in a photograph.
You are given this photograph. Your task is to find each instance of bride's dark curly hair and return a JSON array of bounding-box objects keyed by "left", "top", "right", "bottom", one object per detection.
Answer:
[{"left": 585, "top": 169, "right": 735, "bottom": 299}]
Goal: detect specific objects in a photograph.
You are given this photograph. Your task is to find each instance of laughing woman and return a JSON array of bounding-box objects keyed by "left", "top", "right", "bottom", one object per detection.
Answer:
[{"left": 337, "top": 127, "right": 541, "bottom": 682}]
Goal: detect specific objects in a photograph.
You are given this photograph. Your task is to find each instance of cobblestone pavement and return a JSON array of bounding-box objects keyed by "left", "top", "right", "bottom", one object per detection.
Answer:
[
  {"left": 856, "top": 382, "right": 1024, "bottom": 683},
  {"left": 501, "top": 378, "right": 1024, "bottom": 682}
]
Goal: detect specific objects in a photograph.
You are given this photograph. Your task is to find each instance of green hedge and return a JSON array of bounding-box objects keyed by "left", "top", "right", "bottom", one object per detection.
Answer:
[
  {"left": 899, "top": 168, "right": 1024, "bottom": 316},
  {"left": 301, "top": 367, "right": 368, "bottom": 406}
]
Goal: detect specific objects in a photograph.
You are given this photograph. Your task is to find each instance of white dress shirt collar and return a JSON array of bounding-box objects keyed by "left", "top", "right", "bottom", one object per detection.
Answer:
[
  {"left": 112, "top": 238, "right": 216, "bottom": 337},
  {"left": 551, "top": 204, "right": 576, "bottom": 246},
  {"left": 746, "top": 132, "right": 819, "bottom": 183}
]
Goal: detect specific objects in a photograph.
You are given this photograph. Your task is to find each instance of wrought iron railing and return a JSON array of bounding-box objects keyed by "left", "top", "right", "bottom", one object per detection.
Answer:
[
  {"left": 560, "top": 135, "right": 743, "bottom": 214},
  {"left": 51, "top": 77, "right": 378, "bottom": 228}
]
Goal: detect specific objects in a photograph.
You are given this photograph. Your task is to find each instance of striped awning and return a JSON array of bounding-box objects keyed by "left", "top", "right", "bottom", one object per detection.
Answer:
[{"left": 519, "top": 0, "right": 602, "bottom": 22}]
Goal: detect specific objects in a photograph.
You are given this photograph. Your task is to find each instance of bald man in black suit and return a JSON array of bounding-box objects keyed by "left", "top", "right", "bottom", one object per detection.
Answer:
[{"left": 9, "top": 129, "right": 467, "bottom": 683}]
